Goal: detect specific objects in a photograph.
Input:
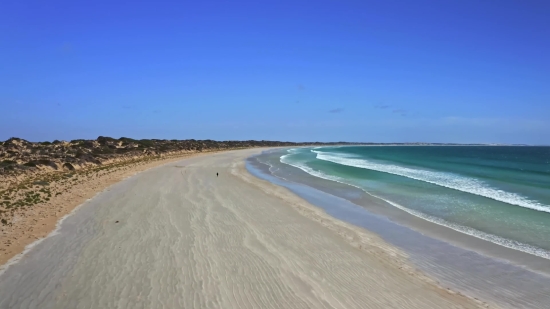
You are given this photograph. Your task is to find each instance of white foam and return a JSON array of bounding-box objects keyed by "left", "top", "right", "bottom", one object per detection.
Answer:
[
  {"left": 286, "top": 148, "right": 302, "bottom": 154},
  {"left": 280, "top": 153, "right": 550, "bottom": 260},
  {"left": 255, "top": 157, "right": 285, "bottom": 178},
  {"left": 313, "top": 150, "right": 550, "bottom": 213}
]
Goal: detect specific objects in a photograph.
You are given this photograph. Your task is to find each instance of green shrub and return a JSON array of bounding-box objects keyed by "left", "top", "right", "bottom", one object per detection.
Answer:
[
  {"left": 119, "top": 137, "right": 137, "bottom": 145},
  {"left": 115, "top": 148, "right": 132, "bottom": 153},
  {"left": 138, "top": 139, "right": 155, "bottom": 148},
  {"left": 92, "top": 147, "right": 114, "bottom": 154},
  {"left": 0, "top": 160, "right": 16, "bottom": 167}
]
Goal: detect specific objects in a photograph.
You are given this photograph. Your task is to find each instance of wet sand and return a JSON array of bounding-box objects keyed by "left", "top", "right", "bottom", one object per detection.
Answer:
[
  {"left": 0, "top": 149, "right": 488, "bottom": 309},
  {"left": 248, "top": 153, "right": 550, "bottom": 309}
]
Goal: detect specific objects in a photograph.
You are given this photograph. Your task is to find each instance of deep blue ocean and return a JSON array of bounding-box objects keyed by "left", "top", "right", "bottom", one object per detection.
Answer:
[{"left": 256, "top": 146, "right": 550, "bottom": 259}]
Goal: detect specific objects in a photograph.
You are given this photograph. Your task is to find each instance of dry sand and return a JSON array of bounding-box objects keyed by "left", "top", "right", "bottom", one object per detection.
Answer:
[
  {"left": 0, "top": 151, "right": 213, "bottom": 266},
  {"left": 0, "top": 149, "right": 491, "bottom": 309}
]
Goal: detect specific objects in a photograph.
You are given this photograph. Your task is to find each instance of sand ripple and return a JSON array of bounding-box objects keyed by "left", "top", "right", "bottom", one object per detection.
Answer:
[{"left": 0, "top": 150, "right": 486, "bottom": 309}]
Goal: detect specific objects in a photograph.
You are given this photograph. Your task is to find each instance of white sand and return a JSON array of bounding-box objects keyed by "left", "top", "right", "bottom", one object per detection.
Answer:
[{"left": 0, "top": 149, "right": 487, "bottom": 309}]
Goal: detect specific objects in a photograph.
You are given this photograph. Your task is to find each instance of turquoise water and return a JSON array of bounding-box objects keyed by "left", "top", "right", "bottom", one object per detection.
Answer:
[{"left": 276, "top": 146, "right": 550, "bottom": 258}]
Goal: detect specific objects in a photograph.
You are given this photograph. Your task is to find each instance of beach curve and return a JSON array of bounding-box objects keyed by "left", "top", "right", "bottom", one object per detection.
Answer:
[{"left": 0, "top": 148, "right": 489, "bottom": 309}]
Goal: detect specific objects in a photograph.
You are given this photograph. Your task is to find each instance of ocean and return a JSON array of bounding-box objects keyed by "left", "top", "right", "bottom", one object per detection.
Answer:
[{"left": 250, "top": 146, "right": 550, "bottom": 259}]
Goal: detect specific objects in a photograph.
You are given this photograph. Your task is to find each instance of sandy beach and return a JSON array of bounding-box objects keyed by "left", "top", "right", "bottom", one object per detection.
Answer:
[
  {"left": 0, "top": 151, "right": 218, "bottom": 267},
  {"left": 0, "top": 149, "right": 489, "bottom": 309}
]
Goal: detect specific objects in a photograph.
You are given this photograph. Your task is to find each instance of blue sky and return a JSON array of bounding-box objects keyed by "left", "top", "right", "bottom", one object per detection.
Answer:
[{"left": 1, "top": 0, "right": 549, "bottom": 144}]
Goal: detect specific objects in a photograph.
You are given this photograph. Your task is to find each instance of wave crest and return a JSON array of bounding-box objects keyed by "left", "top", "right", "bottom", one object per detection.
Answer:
[
  {"left": 313, "top": 150, "right": 550, "bottom": 213},
  {"left": 280, "top": 152, "right": 550, "bottom": 259}
]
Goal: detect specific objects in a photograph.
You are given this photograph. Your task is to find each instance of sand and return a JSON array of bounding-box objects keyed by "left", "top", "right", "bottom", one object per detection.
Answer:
[
  {"left": 0, "top": 151, "right": 215, "bottom": 266},
  {"left": 0, "top": 149, "right": 490, "bottom": 309}
]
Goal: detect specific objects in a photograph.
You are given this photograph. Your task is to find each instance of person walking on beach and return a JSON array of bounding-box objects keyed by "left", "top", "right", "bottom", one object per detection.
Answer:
[{"left": 216, "top": 172, "right": 218, "bottom": 177}]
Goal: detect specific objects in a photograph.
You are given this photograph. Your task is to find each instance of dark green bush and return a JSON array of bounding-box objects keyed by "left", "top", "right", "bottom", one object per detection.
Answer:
[
  {"left": 0, "top": 160, "right": 16, "bottom": 167},
  {"left": 75, "top": 150, "right": 86, "bottom": 157},
  {"left": 138, "top": 139, "right": 155, "bottom": 148}
]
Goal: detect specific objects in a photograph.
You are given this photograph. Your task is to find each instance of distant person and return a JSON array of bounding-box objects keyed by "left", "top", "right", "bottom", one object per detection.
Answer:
[{"left": 217, "top": 172, "right": 218, "bottom": 177}]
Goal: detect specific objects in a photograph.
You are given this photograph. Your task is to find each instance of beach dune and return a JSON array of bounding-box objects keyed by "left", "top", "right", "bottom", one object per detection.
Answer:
[{"left": 0, "top": 149, "right": 485, "bottom": 309}]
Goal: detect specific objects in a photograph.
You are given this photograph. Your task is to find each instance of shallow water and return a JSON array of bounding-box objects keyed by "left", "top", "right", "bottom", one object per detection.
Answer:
[{"left": 281, "top": 146, "right": 550, "bottom": 258}]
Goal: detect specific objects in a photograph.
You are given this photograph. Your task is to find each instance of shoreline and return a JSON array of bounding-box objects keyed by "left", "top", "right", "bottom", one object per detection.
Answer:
[
  {"left": 235, "top": 152, "right": 493, "bottom": 308},
  {"left": 0, "top": 150, "right": 231, "bottom": 267},
  {"left": 257, "top": 148, "right": 550, "bottom": 274},
  {"left": 248, "top": 149, "right": 550, "bottom": 308},
  {"left": 0, "top": 148, "right": 490, "bottom": 308}
]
